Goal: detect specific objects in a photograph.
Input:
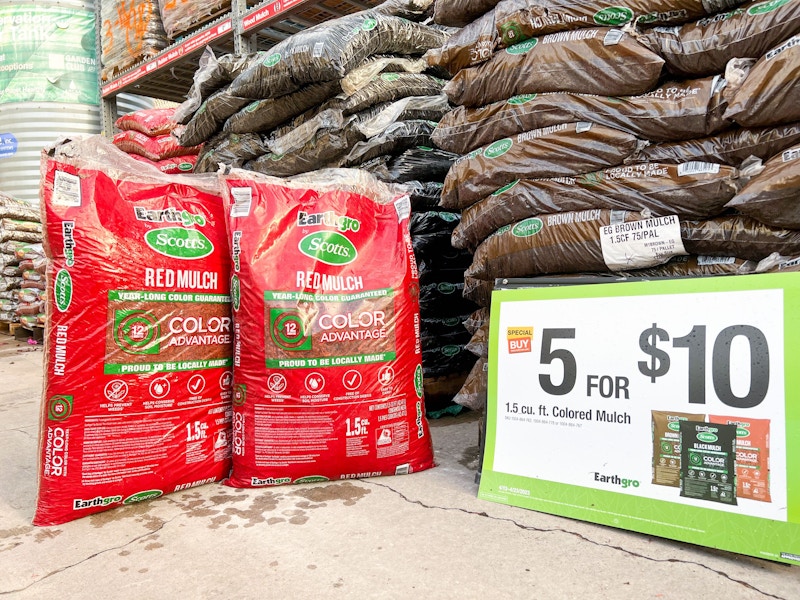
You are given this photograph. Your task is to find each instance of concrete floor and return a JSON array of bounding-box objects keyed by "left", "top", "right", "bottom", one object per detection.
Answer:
[{"left": 1, "top": 337, "right": 799, "bottom": 599}]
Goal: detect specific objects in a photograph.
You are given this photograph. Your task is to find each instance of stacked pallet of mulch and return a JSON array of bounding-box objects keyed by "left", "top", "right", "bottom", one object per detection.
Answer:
[{"left": 113, "top": 107, "right": 201, "bottom": 173}]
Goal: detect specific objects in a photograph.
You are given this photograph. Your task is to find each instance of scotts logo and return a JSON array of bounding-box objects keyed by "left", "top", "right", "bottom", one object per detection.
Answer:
[
  {"left": 231, "top": 275, "right": 241, "bottom": 311},
  {"left": 442, "top": 345, "right": 461, "bottom": 357},
  {"left": 668, "top": 421, "right": 682, "bottom": 431},
  {"left": 362, "top": 17, "right": 377, "bottom": 30},
  {"left": 506, "top": 38, "right": 538, "bottom": 55},
  {"left": 145, "top": 227, "right": 214, "bottom": 260},
  {"left": 736, "top": 427, "right": 750, "bottom": 438},
  {"left": 178, "top": 162, "right": 193, "bottom": 172},
  {"left": 495, "top": 224, "right": 512, "bottom": 235},
  {"left": 298, "top": 231, "right": 357, "bottom": 266},
  {"left": 443, "top": 317, "right": 461, "bottom": 327},
  {"left": 484, "top": 138, "right": 512, "bottom": 159},
  {"left": 294, "top": 476, "right": 330, "bottom": 484},
  {"left": 381, "top": 73, "right": 400, "bottom": 82},
  {"left": 54, "top": 269, "right": 73, "bottom": 312},
  {"left": 492, "top": 180, "right": 520, "bottom": 196},
  {"left": 748, "top": 0, "right": 790, "bottom": 14},
  {"left": 134, "top": 207, "right": 206, "bottom": 227},
  {"left": 512, "top": 217, "right": 543, "bottom": 238},
  {"left": 697, "top": 432, "right": 719, "bottom": 443},
  {"left": 263, "top": 53, "right": 281, "bottom": 67},
  {"left": 123, "top": 490, "right": 163, "bottom": 505},
  {"left": 414, "top": 364, "right": 423, "bottom": 398},
  {"left": 507, "top": 94, "right": 536, "bottom": 105},
  {"left": 48, "top": 395, "right": 73, "bottom": 421},
  {"left": 437, "top": 212, "right": 459, "bottom": 222},
  {"left": 593, "top": 6, "right": 634, "bottom": 25},
  {"left": 245, "top": 101, "right": 260, "bottom": 113},
  {"left": 437, "top": 282, "right": 457, "bottom": 294}
]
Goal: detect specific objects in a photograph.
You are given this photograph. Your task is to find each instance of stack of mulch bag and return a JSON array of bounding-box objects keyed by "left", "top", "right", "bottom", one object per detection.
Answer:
[
  {"left": 100, "top": 0, "right": 168, "bottom": 81},
  {"left": 113, "top": 107, "right": 201, "bottom": 173},
  {"left": 0, "top": 193, "right": 44, "bottom": 327},
  {"left": 424, "top": 0, "right": 800, "bottom": 412}
]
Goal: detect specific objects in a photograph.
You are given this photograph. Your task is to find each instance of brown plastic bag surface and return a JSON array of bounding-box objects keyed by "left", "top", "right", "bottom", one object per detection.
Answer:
[
  {"left": 443, "top": 28, "right": 664, "bottom": 107},
  {"left": 452, "top": 357, "right": 488, "bottom": 411},
  {"left": 681, "top": 214, "right": 800, "bottom": 259},
  {"left": 723, "top": 34, "right": 800, "bottom": 127},
  {"left": 453, "top": 162, "right": 741, "bottom": 251},
  {"left": 425, "top": 10, "right": 498, "bottom": 74},
  {"left": 434, "top": 76, "right": 728, "bottom": 154},
  {"left": 725, "top": 144, "right": 800, "bottom": 228},
  {"left": 641, "top": 0, "right": 800, "bottom": 78},
  {"left": 630, "top": 122, "right": 800, "bottom": 165},
  {"left": 441, "top": 122, "right": 641, "bottom": 210},
  {"left": 433, "top": 0, "right": 501, "bottom": 27}
]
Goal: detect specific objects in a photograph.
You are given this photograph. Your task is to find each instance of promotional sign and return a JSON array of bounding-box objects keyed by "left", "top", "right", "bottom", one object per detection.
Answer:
[
  {"left": 0, "top": 6, "right": 99, "bottom": 104},
  {"left": 479, "top": 273, "right": 800, "bottom": 564}
]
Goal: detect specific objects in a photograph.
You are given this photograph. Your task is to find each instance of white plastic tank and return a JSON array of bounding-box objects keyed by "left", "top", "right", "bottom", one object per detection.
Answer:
[{"left": 0, "top": 0, "right": 154, "bottom": 204}]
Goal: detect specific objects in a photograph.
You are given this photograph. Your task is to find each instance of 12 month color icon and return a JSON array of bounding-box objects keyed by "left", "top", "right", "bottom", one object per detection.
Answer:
[{"left": 507, "top": 327, "right": 533, "bottom": 354}]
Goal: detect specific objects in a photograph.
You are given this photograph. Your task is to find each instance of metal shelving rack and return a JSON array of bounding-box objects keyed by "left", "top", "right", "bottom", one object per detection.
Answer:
[{"left": 97, "top": 0, "right": 382, "bottom": 134}]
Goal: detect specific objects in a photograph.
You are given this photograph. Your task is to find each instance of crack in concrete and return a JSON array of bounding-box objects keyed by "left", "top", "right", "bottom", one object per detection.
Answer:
[
  {"left": 363, "top": 480, "right": 787, "bottom": 600},
  {"left": 0, "top": 517, "right": 176, "bottom": 596}
]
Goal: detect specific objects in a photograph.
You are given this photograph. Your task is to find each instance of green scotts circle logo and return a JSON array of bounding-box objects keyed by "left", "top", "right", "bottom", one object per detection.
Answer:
[
  {"left": 54, "top": 269, "right": 72, "bottom": 312},
  {"left": 484, "top": 138, "right": 512, "bottom": 159},
  {"left": 263, "top": 53, "right": 281, "bottom": 67},
  {"left": 748, "top": 0, "right": 790, "bottom": 14},
  {"left": 298, "top": 231, "right": 357, "bottom": 265},
  {"left": 144, "top": 227, "right": 214, "bottom": 260},
  {"left": 381, "top": 73, "right": 400, "bottom": 82},
  {"left": 668, "top": 421, "right": 681, "bottom": 431},
  {"left": 414, "top": 364, "right": 423, "bottom": 398},
  {"left": 178, "top": 162, "right": 194, "bottom": 172},
  {"left": 231, "top": 275, "right": 241, "bottom": 312},
  {"left": 499, "top": 22, "right": 523, "bottom": 45},
  {"left": 736, "top": 427, "right": 750, "bottom": 438},
  {"left": 512, "top": 217, "right": 543, "bottom": 238},
  {"left": 506, "top": 38, "right": 538, "bottom": 55},
  {"left": 48, "top": 395, "right": 73, "bottom": 421},
  {"left": 114, "top": 310, "right": 160, "bottom": 355},
  {"left": 437, "top": 282, "right": 457, "bottom": 294},
  {"left": 294, "top": 476, "right": 330, "bottom": 484},
  {"left": 507, "top": 94, "right": 537, "bottom": 105},
  {"left": 245, "top": 101, "right": 260, "bottom": 113},
  {"left": 698, "top": 432, "right": 719, "bottom": 443},
  {"left": 437, "top": 212, "right": 459, "bottom": 222},
  {"left": 443, "top": 317, "right": 461, "bottom": 327},
  {"left": 362, "top": 17, "right": 377, "bottom": 30},
  {"left": 442, "top": 345, "right": 461, "bottom": 357},
  {"left": 123, "top": 490, "right": 163, "bottom": 505},
  {"left": 593, "top": 6, "right": 634, "bottom": 25},
  {"left": 495, "top": 224, "right": 512, "bottom": 236},
  {"left": 492, "top": 180, "right": 519, "bottom": 196}
]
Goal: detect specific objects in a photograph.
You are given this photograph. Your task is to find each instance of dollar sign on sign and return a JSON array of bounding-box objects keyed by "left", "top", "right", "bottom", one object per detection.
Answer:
[{"left": 638, "top": 323, "right": 671, "bottom": 383}]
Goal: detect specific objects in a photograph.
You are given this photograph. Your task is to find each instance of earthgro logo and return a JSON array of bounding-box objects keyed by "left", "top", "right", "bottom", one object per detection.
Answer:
[
  {"left": 144, "top": 227, "right": 214, "bottom": 260},
  {"left": 298, "top": 231, "right": 358, "bottom": 266}
]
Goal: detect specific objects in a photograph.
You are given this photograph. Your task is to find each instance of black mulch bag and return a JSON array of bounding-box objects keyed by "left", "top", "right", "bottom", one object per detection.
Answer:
[
  {"left": 335, "top": 73, "right": 447, "bottom": 116},
  {"left": 386, "top": 146, "right": 458, "bottom": 182},
  {"left": 341, "top": 120, "right": 437, "bottom": 167},
  {"left": 194, "top": 133, "right": 269, "bottom": 173},
  {"left": 422, "top": 343, "right": 480, "bottom": 378},
  {"left": 179, "top": 87, "right": 252, "bottom": 147},
  {"left": 419, "top": 281, "right": 479, "bottom": 316},
  {"left": 421, "top": 314, "right": 472, "bottom": 337}
]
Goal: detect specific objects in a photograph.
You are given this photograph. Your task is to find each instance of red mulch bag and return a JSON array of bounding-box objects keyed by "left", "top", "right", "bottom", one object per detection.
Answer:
[
  {"left": 130, "top": 153, "right": 199, "bottom": 174},
  {"left": 221, "top": 168, "right": 434, "bottom": 487},
  {"left": 113, "top": 130, "right": 202, "bottom": 161},
  {"left": 115, "top": 107, "right": 178, "bottom": 136},
  {"left": 35, "top": 137, "right": 232, "bottom": 526}
]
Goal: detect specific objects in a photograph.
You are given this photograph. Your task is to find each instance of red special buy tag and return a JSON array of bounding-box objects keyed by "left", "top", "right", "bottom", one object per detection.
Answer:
[{"left": 222, "top": 169, "right": 434, "bottom": 487}]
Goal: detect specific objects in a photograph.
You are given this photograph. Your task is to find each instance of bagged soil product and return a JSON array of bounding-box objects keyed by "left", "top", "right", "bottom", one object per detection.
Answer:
[
  {"left": 157, "top": 0, "right": 230, "bottom": 39},
  {"left": 423, "top": 342, "right": 478, "bottom": 377},
  {"left": 371, "top": 0, "right": 437, "bottom": 21},
  {"left": 419, "top": 281, "right": 478, "bottom": 316},
  {"left": 453, "top": 356, "right": 488, "bottom": 410},
  {"left": 2, "top": 265, "right": 20, "bottom": 277},
  {"left": 130, "top": 153, "right": 199, "bottom": 174},
  {"left": 0, "top": 298, "right": 19, "bottom": 312},
  {"left": 466, "top": 319, "right": 490, "bottom": 357},
  {"left": 0, "top": 310, "right": 18, "bottom": 322},
  {"left": 410, "top": 210, "right": 461, "bottom": 255},
  {"left": 681, "top": 214, "right": 800, "bottom": 259},
  {"left": 434, "top": 76, "right": 729, "bottom": 155},
  {"left": 421, "top": 328, "right": 472, "bottom": 350},
  {"left": 416, "top": 251, "right": 474, "bottom": 285},
  {"left": 756, "top": 251, "right": 800, "bottom": 272},
  {"left": 115, "top": 108, "right": 178, "bottom": 137},
  {"left": 382, "top": 146, "right": 458, "bottom": 183},
  {"left": 9, "top": 242, "right": 44, "bottom": 261},
  {"left": 709, "top": 414, "right": 771, "bottom": 502},
  {"left": 266, "top": 110, "right": 347, "bottom": 157},
  {"left": 355, "top": 95, "right": 451, "bottom": 139},
  {"left": 0, "top": 192, "right": 40, "bottom": 222},
  {"left": 723, "top": 34, "right": 800, "bottom": 128},
  {"left": 444, "top": 28, "right": 665, "bottom": 107},
  {"left": 342, "top": 121, "right": 437, "bottom": 168},
  {"left": 113, "top": 131, "right": 203, "bottom": 162},
  {"left": 404, "top": 180, "right": 444, "bottom": 210},
  {"left": 100, "top": 0, "right": 168, "bottom": 80},
  {"left": 452, "top": 162, "right": 741, "bottom": 251},
  {"left": 421, "top": 315, "right": 472, "bottom": 337},
  {"left": 0, "top": 277, "right": 20, "bottom": 292},
  {"left": 1, "top": 218, "right": 42, "bottom": 234},
  {"left": 425, "top": 10, "right": 499, "bottom": 75},
  {"left": 464, "top": 209, "right": 693, "bottom": 297},
  {"left": 652, "top": 410, "right": 706, "bottom": 487},
  {"left": 630, "top": 254, "right": 758, "bottom": 275},
  {"left": 227, "top": 14, "right": 448, "bottom": 100},
  {"left": 178, "top": 89, "right": 252, "bottom": 147},
  {"left": 194, "top": 133, "right": 269, "bottom": 174},
  {"left": 335, "top": 74, "right": 447, "bottom": 117},
  {"left": 680, "top": 420, "right": 738, "bottom": 505},
  {"left": 342, "top": 57, "right": 430, "bottom": 95},
  {"left": 423, "top": 372, "right": 470, "bottom": 414},
  {"left": 224, "top": 81, "right": 343, "bottom": 135},
  {"left": 221, "top": 167, "right": 434, "bottom": 486},
  {"left": 433, "top": 0, "right": 501, "bottom": 26},
  {"left": 640, "top": 0, "right": 800, "bottom": 78},
  {"left": 441, "top": 122, "right": 641, "bottom": 210},
  {"left": 0, "top": 228, "right": 42, "bottom": 244},
  {"left": 630, "top": 122, "right": 800, "bottom": 165},
  {"left": 34, "top": 136, "right": 232, "bottom": 526},
  {"left": 725, "top": 144, "right": 800, "bottom": 228}
]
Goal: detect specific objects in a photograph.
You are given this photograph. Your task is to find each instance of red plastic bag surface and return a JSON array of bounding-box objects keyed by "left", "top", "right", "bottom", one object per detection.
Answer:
[
  {"left": 34, "top": 137, "right": 232, "bottom": 526},
  {"left": 221, "top": 168, "right": 434, "bottom": 487}
]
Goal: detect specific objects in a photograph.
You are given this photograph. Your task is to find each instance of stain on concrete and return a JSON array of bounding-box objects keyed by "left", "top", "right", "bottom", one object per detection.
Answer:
[
  {"left": 144, "top": 542, "right": 163, "bottom": 551},
  {"left": 459, "top": 444, "right": 480, "bottom": 470},
  {"left": 333, "top": 578, "right": 344, "bottom": 588},
  {"left": 88, "top": 501, "right": 160, "bottom": 529},
  {"left": 119, "top": 550, "right": 131, "bottom": 557},
  {"left": 267, "top": 517, "right": 285, "bottom": 525},
  {"left": 290, "top": 483, "right": 370, "bottom": 506},
  {"left": 307, "top": 564, "right": 317, "bottom": 570},
  {"left": 208, "top": 515, "right": 232, "bottom": 530},
  {"left": 222, "top": 492, "right": 280, "bottom": 528},
  {"left": 269, "top": 561, "right": 278, "bottom": 567},
  {"left": 120, "top": 566, "right": 129, "bottom": 572},
  {"left": 295, "top": 500, "right": 327, "bottom": 510},
  {"left": 289, "top": 514, "right": 309, "bottom": 525},
  {"left": 208, "top": 494, "right": 248, "bottom": 507},
  {"left": 33, "top": 529, "right": 62, "bottom": 543},
  {"left": 0, "top": 526, "right": 34, "bottom": 539}
]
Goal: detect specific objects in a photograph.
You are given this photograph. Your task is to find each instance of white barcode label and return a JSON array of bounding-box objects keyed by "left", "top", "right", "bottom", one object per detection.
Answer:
[
  {"left": 52, "top": 170, "right": 81, "bottom": 207},
  {"left": 783, "top": 148, "right": 800, "bottom": 162},
  {"left": 575, "top": 121, "right": 593, "bottom": 133},
  {"left": 395, "top": 463, "right": 410, "bottom": 475},
  {"left": 230, "top": 187, "right": 252, "bottom": 217},
  {"left": 312, "top": 42, "right": 324, "bottom": 58},
  {"left": 697, "top": 255, "right": 735, "bottom": 266},
  {"left": 610, "top": 210, "right": 628, "bottom": 225},
  {"left": 394, "top": 195, "right": 411, "bottom": 221},
  {"left": 677, "top": 162, "right": 721, "bottom": 176},
  {"left": 604, "top": 29, "right": 624, "bottom": 46}
]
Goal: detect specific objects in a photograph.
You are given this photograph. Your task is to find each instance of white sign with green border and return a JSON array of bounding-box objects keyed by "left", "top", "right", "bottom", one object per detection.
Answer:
[{"left": 480, "top": 272, "right": 800, "bottom": 564}]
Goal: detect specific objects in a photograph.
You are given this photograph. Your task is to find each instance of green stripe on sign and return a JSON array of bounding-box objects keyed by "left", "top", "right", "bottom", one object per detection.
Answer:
[
  {"left": 264, "top": 288, "right": 392, "bottom": 303},
  {"left": 108, "top": 290, "right": 230, "bottom": 303},
  {"left": 104, "top": 358, "right": 233, "bottom": 374},
  {"left": 266, "top": 352, "right": 396, "bottom": 369}
]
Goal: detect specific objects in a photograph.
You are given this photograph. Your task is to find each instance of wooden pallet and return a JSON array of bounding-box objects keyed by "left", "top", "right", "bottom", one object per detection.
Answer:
[
  {"left": 0, "top": 321, "right": 23, "bottom": 337},
  {"left": 17, "top": 324, "right": 44, "bottom": 342}
]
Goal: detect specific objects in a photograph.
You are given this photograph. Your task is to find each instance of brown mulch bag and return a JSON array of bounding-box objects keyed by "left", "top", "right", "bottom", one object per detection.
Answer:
[
  {"left": 629, "top": 122, "right": 800, "bottom": 165},
  {"left": 433, "top": 76, "right": 728, "bottom": 154},
  {"left": 725, "top": 144, "right": 800, "bottom": 228},
  {"left": 682, "top": 214, "right": 800, "bottom": 259},
  {"left": 630, "top": 254, "right": 758, "bottom": 276},
  {"left": 723, "top": 34, "right": 800, "bottom": 127},
  {"left": 443, "top": 28, "right": 664, "bottom": 107},
  {"left": 452, "top": 162, "right": 742, "bottom": 251},
  {"left": 495, "top": 0, "right": 748, "bottom": 48},
  {"left": 433, "top": 0, "right": 501, "bottom": 27},
  {"left": 441, "top": 122, "right": 641, "bottom": 210},
  {"left": 452, "top": 356, "right": 488, "bottom": 411},
  {"left": 425, "top": 10, "right": 498, "bottom": 75},
  {"left": 640, "top": 0, "right": 800, "bottom": 78}
]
